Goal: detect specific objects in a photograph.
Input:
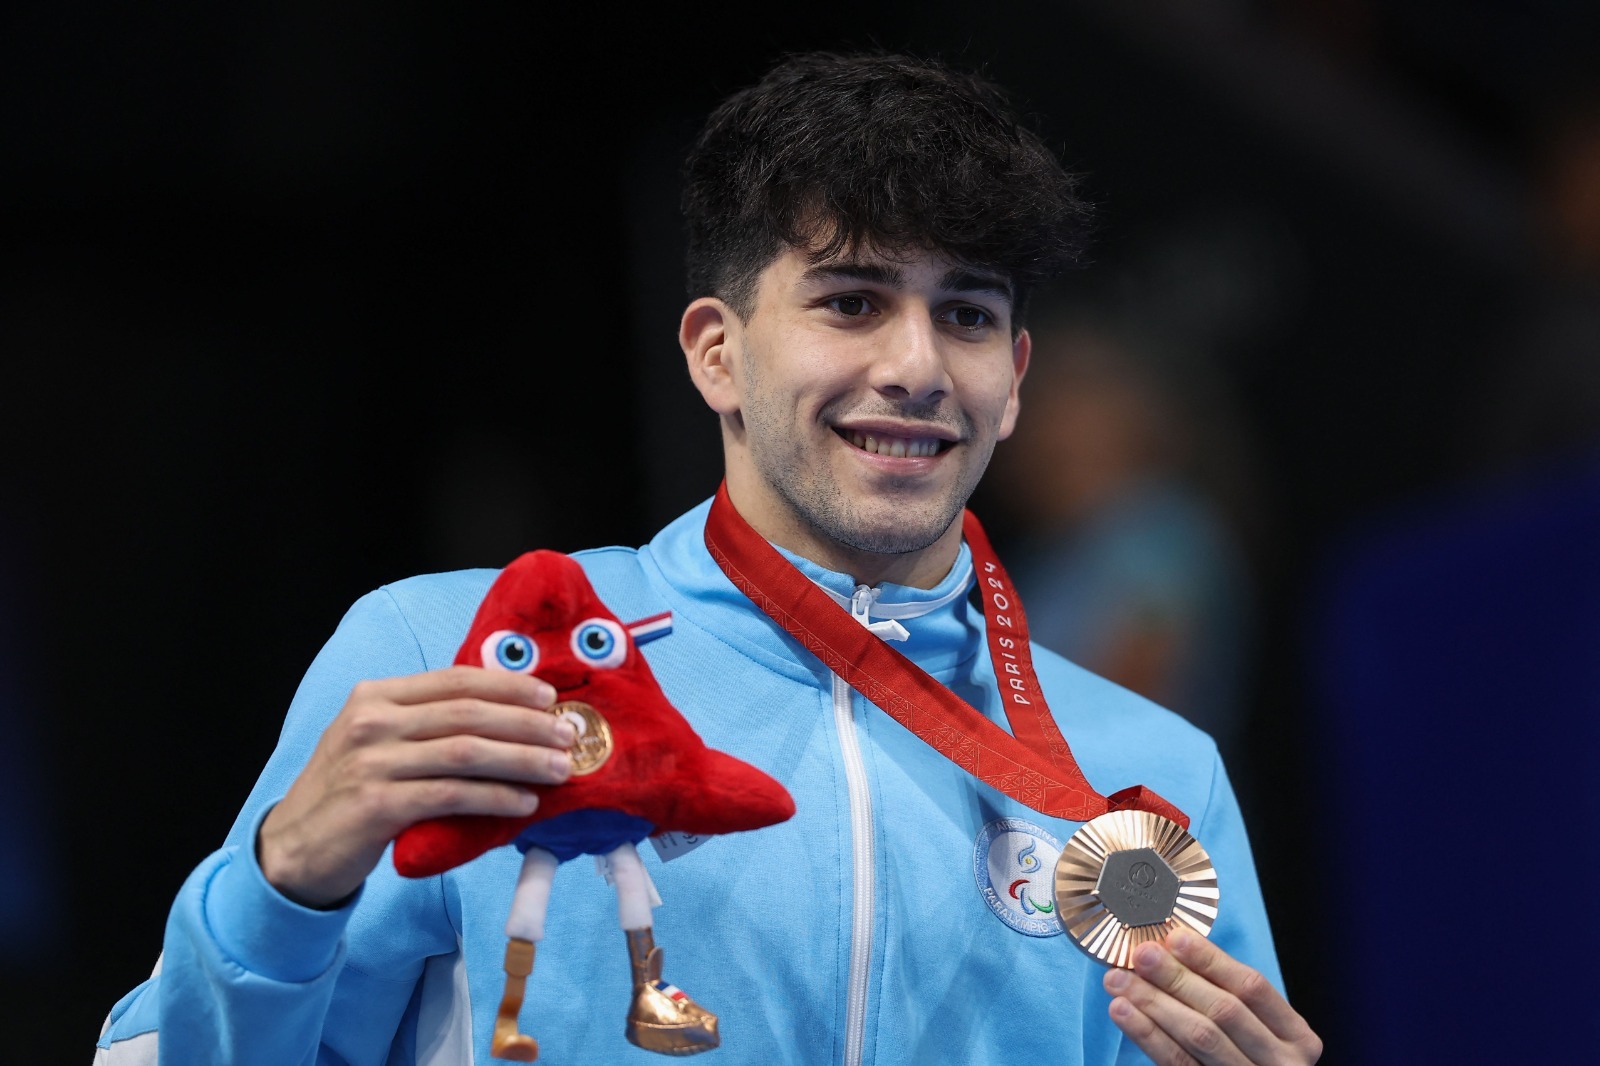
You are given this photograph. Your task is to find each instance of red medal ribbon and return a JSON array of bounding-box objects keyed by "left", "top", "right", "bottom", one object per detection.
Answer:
[{"left": 704, "top": 482, "right": 1188, "bottom": 828}]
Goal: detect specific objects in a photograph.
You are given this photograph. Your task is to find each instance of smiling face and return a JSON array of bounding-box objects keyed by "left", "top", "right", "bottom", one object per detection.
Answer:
[{"left": 683, "top": 245, "right": 1031, "bottom": 588}]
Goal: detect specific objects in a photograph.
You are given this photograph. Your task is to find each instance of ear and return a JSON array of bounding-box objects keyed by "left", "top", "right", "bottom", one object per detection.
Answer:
[
  {"left": 997, "top": 327, "right": 1032, "bottom": 440},
  {"left": 681, "top": 297, "right": 743, "bottom": 416}
]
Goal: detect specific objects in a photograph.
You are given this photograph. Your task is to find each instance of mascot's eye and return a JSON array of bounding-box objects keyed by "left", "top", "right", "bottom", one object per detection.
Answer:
[
  {"left": 570, "top": 618, "right": 627, "bottom": 669},
  {"left": 481, "top": 630, "right": 539, "bottom": 674}
]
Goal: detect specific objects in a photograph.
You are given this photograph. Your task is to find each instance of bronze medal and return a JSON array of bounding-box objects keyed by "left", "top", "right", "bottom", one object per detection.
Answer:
[
  {"left": 1053, "top": 809, "right": 1219, "bottom": 968},
  {"left": 550, "top": 700, "right": 613, "bottom": 776}
]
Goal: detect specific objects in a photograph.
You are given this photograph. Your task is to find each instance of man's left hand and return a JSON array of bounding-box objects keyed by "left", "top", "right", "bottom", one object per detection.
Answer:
[{"left": 1103, "top": 928, "right": 1322, "bottom": 1065}]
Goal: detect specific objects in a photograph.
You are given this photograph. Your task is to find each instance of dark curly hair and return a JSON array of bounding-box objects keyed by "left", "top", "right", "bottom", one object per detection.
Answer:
[{"left": 681, "top": 52, "right": 1092, "bottom": 329}]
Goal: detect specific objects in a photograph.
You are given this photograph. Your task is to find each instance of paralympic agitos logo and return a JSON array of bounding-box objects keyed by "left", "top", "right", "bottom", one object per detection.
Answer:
[
  {"left": 1006, "top": 840, "right": 1055, "bottom": 916},
  {"left": 974, "top": 817, "right": 1064, "bottom": 938}
]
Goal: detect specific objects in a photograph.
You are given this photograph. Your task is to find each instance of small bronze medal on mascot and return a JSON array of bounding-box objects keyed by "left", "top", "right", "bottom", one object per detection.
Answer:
[
  {"left": 550, "top": 700, "right": 614, "bottom": 776},
  {"left": 1053, "top": 809, "right": 1219, "bottom": 967}
]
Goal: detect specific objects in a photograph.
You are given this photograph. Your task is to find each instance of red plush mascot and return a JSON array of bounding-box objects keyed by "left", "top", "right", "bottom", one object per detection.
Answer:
[{"left": 392, "top": 551, "right": 795, "bottom": 1060}]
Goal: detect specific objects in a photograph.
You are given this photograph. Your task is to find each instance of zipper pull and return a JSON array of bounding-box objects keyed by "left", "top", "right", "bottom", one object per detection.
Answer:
[
  {"left": 850, "top": 584, "right": 909, "bottom": 642},
  {"left": 849, "top": 584, "right": 878, "bottom": 624}
]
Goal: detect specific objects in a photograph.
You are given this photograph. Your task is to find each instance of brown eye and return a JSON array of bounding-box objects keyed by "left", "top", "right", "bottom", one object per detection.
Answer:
[
  {"left": 831, "top": 295, "right": 870, "bottom": 316},
  {"left": 952, "top": 306, "right": 989, "bottom": 328}
]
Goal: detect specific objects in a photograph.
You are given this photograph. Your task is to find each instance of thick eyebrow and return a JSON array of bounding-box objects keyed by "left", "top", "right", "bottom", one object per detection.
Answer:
[
  {"left": 797, "top": 261, "right": 906, "bottom": 288},
  {"left": 800, "top": 260, "right": 1013, "bottom": 304},
  {"left": 937, "top": 268, "right": 1013, "bottom": 304}
]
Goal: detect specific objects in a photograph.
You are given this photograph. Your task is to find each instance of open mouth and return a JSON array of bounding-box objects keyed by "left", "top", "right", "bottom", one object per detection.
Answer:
[{"left": 836, "top": 428, "right": 952, "bottom": 459}]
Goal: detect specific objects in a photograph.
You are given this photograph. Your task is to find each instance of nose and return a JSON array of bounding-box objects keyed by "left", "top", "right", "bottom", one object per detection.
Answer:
[{"left": 868, "top": 312, "right": 952, "bottom": 406}]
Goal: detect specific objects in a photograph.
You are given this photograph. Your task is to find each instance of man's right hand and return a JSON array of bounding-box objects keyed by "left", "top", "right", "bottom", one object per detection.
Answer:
[{"left": 257, "top": 667, "right": 576, "bottom": 908}]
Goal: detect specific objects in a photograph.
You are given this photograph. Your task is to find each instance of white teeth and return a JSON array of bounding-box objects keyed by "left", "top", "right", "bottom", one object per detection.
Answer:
[{"left": 844, "top": 430, "right": 941, "bottom": 458}]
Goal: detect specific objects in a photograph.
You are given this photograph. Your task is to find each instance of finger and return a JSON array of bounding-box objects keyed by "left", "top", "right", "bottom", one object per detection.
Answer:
[
  {"left": 403, "top": 697, "right": 578, "bottom": 748},
  {"left": 1124, "top": 939, "right": 1276, "bottom": 1064},
  {"left": 1106, "top": 992, "right": 1200, "bottom": 1066},
  {"left": 385, "top": 734, "right": 575, "bottom": 786},
  {"left": 383, "top": 776, "right": 545, "bottom": 826},
  {"left": 365, "top": 665, "right": 558, "bottom": 710},
  {"left": 1165, "top": 928, "right": 1319, "bottom": 1049}
]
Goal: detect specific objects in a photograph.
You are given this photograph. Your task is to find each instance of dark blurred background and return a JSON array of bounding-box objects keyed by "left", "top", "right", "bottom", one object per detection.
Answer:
[{"left": 5, "top": 2, "right": 1599, "bottom": 1062}]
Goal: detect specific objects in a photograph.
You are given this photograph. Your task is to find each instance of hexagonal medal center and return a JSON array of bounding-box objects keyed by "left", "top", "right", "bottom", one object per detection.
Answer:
[{"left": 1094, "top": 847, "right": 1180, "bottom": 927}]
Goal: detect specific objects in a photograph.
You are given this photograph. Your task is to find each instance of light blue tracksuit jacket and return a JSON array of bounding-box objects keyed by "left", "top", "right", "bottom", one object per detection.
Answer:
[{"left": 97, "top": 499, "right": 1282, "bottom": 1065}]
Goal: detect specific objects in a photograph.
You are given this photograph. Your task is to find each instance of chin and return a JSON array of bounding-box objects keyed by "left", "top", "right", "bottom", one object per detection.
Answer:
[
  {"left": 828, "top": 501, "right": 958, "bottom": 558},
  {"left": 758, "top": 451, "right": 970, "bottom": 560}
]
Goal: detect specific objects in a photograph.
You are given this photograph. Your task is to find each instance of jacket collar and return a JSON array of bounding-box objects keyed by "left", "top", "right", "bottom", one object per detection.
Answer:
[{"left": 639, "top": 498, "right": 983, "bottom": 682}]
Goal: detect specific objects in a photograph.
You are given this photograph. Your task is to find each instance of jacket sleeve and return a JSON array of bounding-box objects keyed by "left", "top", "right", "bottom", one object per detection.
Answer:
[
  {"left": 1186, "top": 752, "right": 1284, "bottom": 995},
  {"left": 95, "top": 589, "right": 452, "bottom": 1066}
]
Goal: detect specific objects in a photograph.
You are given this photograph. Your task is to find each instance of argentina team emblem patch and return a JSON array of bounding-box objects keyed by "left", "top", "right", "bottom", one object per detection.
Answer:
[{"left": 974, "top": 817, "right": 1065, "bottom": 937}]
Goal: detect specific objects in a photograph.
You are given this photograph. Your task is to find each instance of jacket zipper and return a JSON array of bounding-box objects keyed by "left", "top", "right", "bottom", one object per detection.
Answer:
[
  {"left": 834, "top": 586, "right": 882, "bottom": 1066},
  {"left": 832, "top": 671, "right": 872, "bottom": 1066}
]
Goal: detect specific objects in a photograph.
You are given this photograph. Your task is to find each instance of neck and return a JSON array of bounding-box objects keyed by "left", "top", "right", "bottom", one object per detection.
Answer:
[{"left": 723, "top": 475, "right": 963, "bottom": 590}]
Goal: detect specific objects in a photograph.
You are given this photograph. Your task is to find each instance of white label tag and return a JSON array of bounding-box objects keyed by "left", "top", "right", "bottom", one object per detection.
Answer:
[{"left": 649, "top": 831, "right": 708, "bottom": 863}]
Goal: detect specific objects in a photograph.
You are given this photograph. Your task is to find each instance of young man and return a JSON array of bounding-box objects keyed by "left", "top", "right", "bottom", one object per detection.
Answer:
[{"left": 97, "top": 53, "right": 1320, "bottom": 1065}]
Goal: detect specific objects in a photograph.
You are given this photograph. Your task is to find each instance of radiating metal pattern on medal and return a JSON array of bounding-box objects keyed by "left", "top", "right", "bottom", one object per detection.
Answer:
[
  {"left": 1053, "top": 809, "right": 1219, "bottom": 968},
  {"left": 550, "top": 700, "right": 613, "bottom": 776}
]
